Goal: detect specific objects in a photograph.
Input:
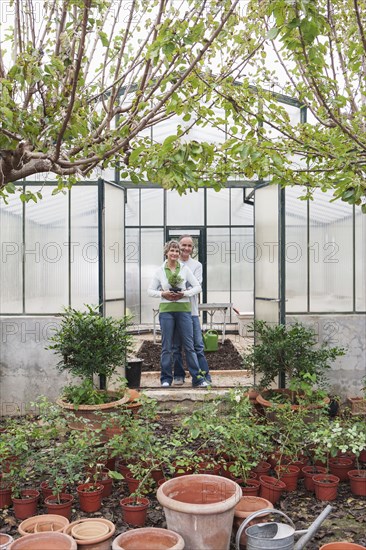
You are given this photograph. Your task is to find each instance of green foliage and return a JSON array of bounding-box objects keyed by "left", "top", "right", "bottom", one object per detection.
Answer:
[
  {"left": 47, "top": 305, "right": 133, "bottom": 381},
  {"left": 243, "top": 320, "right": 345, "bottom": 392},
  {"left": 167, "top": 271, "right": 184, "bottom": 290}
]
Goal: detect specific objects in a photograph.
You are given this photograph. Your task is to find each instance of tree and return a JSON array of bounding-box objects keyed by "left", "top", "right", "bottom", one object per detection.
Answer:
[
  {"left": 214, "top": 0, "right": 366, "bottom": 211},
  {"left": 0, "top": 0, "right": 263, "bottom": 200}
]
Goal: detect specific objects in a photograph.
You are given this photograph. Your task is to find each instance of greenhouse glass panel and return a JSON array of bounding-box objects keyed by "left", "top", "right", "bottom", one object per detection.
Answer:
[
  {"left": 24, "top": 186, "right": 68, "bottom": 313},
  {"left": 285, "top": 187, "right": 308, "bottom": 312},
  {"left": 231, "top": 227, "right": 254, "bottom": 313},
  {"left": 152, "top": 115, "right": 185, "bottom": 143},
  {"left": 0, "top": 194, "right": 23, "bottom": 313},
  {"left": 206, "top": 228, "right": 230, "bottom": 318},
  {"left": 125, "top": 228, "right": 140, "bottom": 321},
  {"left": 104, "top": 184, "right": 125, "bottom": 309},
  {"left": 141, "top": 228, "right": 164, "bottom": 324},
  {"left": 166, "top": 189, "right": 204, "bottom": 225},
  {"left": 355, "top": 205, "right": 366, "bottom": 311},
  {"left": 105, "top": 300, "right": 124, "bottom": 318},
  {"left": 231, "top": 189, "right": 254, "bottom": 225},
  {"left": 309, "top": 190, "right": 353, "bottom": 312},
  {"left": 125, "top": 189, "right": 140, "bottom": 226},
  {"left": 140, "top": 189, "right": 163, "bottom": 226},
  {"left": 207, "top": 188, "right": 229, "bottom": 225},
  {"left": 70, "top": 186, "right": 98, "bottom": 310}
]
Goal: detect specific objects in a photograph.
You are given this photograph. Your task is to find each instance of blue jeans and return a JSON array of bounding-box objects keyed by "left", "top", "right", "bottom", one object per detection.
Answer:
[
  {"left": 173, "top": 315, "right": 211, "bottom": 383},
  {"left": 159, "top": 312, "right": 204, "bottom": 386}
]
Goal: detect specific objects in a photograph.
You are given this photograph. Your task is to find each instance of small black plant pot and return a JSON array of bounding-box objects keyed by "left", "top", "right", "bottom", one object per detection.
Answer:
[
  {"left": 169, "top": 287, "right": 182, "bottom": 293},
  {"left": 126, "top": 358, "right": 143, "bottom": 388}
]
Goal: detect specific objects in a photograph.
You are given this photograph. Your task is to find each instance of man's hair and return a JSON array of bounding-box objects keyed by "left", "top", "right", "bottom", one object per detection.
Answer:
[{"left": 164, "top": 240, "right": 180, "bottom": 256}]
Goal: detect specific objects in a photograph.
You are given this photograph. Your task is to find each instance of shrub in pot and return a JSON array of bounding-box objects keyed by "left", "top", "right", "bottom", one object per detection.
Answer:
[
  {"left": 243, "top": 320, "right": 345, "bottom": 406},
  {"left": 47, "top": 305, "right": 134, "bottom": 417}
]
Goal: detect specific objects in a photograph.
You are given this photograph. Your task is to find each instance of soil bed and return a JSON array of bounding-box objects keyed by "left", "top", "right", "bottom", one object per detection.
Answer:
[{"left": 138, "top": 338, "right": 244, "bottom": 372}]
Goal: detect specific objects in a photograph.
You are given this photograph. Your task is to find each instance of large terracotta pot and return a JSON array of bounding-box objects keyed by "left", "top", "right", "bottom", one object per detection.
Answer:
[
  {"left": 18, "top": 514, "right": 70, "bottom": 536},
  {"left": 347, "top": 469, "right": 366, "bottom": 496},
  {"left": 57, "top": 390, "right": 130, "bottom": 431},
  {"left": 256, "top": 390, "right": 329, "bottom": 422},
  {"left": 233, "top": 496, "right": 273, "bottom": 548},
  {"left": 9, "top": 532, "right": 77, "bottom": 549},
  {"left": 157, "top": 474, "right": 241, "bottom": 550},
  {"left": 313, "top": 474, "right": 340, "bottom": 501},
  {"left": 0, "top": 534, "right": 13, "bottom": 548},
  {"left": 320, "top": 543, "right": 366, "bottom": 550},
  {"left": 120, "top": 497, "right": 149, "bottom": 527},
  {"left": 64, "top": 518, "right": 116, "bottom": 550},
  {"left": 112, "top": 528, "right": 185, "bottom": 550}
]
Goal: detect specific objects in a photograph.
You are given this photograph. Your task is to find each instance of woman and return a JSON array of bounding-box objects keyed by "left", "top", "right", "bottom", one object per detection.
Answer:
[{"left": 148, "top": 240, "right": 209, "bottom": 388}]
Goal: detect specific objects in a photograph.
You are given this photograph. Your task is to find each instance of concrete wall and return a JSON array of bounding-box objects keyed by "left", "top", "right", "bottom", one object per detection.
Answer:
[
  {"left": 1, "top": 314, "right": 365, "bottom": 415},
  {"left": 287, "top": 314, "right": 366, "bottom": 397}
]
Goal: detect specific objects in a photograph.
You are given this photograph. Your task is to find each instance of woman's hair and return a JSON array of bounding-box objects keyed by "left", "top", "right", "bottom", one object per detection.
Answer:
[{"left": 164, "top": 240, "right": 180, "bottom": 256}]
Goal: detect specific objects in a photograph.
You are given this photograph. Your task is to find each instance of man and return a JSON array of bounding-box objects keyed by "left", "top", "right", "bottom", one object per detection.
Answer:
[{"left": 172, "top": 235, "right": 212, "bottom": 385}]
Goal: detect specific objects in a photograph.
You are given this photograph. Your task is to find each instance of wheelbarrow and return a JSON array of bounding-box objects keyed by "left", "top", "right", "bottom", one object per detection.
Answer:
[{"left": 235, "top": 505, "right": 333, "bottom": 550}]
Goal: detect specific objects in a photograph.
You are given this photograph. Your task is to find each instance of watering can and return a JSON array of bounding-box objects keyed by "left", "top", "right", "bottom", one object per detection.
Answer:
[
  {"left": 235, "top": 505, "right": 333, "bottom": 550},
  {"left": 203, "top": 330, "right": 219, "bottom": 352}
]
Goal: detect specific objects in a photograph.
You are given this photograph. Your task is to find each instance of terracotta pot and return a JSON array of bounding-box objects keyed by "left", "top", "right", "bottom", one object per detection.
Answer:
[
  {"left": 313, "top": 474, "right": 340, "bottom": 501},
  {"left": 329, "top": 457, "right": 353, "bottom": 482},
  {"left": 100, "top": 477, "right": 113, "bottom": 498},
  {"left": 347, "top": 469, "right": 366, "bottom": 496},
  {"left": 0, "top": 485, "right": 12, "bottom": 508},
  {"left": 125, "top": 474, "right": 140, "bottom": 495},
  {"left": 302, "top": 465, "right": 327, "bottom": 492},
  {"left": 0, "top": 534, "right": 13, "bottom": 548},
  {"left": 64, "top": 518, "right": 115, "bottom": 550},
  {"left": 12, "top": 490, "right": 40, "bottom": 520},
  {"left": 40, "top": 481, "right": 67, "bottom": 500},
  {"left": 118, "top": 462, "right": 134, "bottom": 478},
  {"left": 252, "top": 461, "right": 271, "bottom": 476},
  {"left": 172, "top": 461, "right": 195, "bottom": 477},
  {"left": 158, "top": 477, "right": 167, "bottom": 487},
  {"left": 290, "top": 455, "right": 309, "bottom": 478},
  {"left": 157, "top": 474, "right": 241, "bottom": 550},
  {"left": 259, "top": 475, "right": 286, "bottom": 504},
  {"left": 9, "top": 532, "right": 77, "bottom": 549},
  {"left": 274, "top": 465, "right": 300, "bottom": 492},
  {"left": 320, "top": 544, "right": 366, "bottom": 550},
  {"left": 239, "top": 479, "right": 261, "bottom": 497},
  {"left": 71, "top": 522, "right": 109, "bottom": 540},
  {"left": 359, "top": 448, "right": 366, "bottom": 463},
  {"left": 233, "top": 496, "right": 273, "bottom": 548},
  {"left": 77, "top": 483, "right": 103, "bottom": 513},
  {"left": 112, "top": 527, "right": 185, "bottom": 550},
  {"left": 44, "top": 493, "right": 74, "bottom": 520},
  {"left": 104, "top": 456, "right": 116, "bottom": 471},
  {"left": 18, "top": 514, "right": 70, "bottom": 536},
  {"left": 120, "top": 496, "right": 149, "bottom": 527},
  {"left": 267, "top": 452, "right": 291, "bottom": 469},
  {"left": 197, "top": 461, "right": 221, "bottom": 475}
]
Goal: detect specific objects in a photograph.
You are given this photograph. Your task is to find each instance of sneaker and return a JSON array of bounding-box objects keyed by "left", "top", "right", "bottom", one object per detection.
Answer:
[
  {"left": 161, "top": 382, "right": 170, "bottom": 387},
  {"left": 174, "top": 377, "right": 184, "bottom": 386},
  {"left": 196, "top": 380, "right": 209, "bottom": 388}
]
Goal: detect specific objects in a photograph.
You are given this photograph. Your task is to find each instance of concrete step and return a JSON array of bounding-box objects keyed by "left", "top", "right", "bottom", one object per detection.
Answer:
[{"left": 140, "top": 369, "right": 254, "bottom": 413}]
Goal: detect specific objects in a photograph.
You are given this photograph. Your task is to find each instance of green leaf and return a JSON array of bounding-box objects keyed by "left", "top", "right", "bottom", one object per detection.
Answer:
[{"left": 266, "top": 27, "right": 280, "bottom": 40}]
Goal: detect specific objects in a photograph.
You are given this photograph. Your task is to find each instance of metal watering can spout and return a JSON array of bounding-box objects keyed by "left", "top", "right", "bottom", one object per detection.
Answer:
[
  {"left": 293, "top": 505, "right": 333, "bottom": 550},
  {"left": 235, "top": 505, "right": 333, "bottom": 550}
]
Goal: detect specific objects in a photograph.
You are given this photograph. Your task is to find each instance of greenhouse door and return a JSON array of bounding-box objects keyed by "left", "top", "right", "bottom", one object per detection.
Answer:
[
  {"left": 100, "top": 180, "right": 125, "bottom": 318},
  {"left": 166, "top": 228, "right": 206, "bottom": 302},
  {"left": 254, "top": 184, "right": 285, "bottom": 325}
]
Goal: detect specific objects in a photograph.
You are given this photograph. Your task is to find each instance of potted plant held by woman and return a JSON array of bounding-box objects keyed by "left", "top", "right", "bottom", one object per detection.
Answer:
[{"left": 48, "top": 305, "right": 134, "bottom": 427}]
